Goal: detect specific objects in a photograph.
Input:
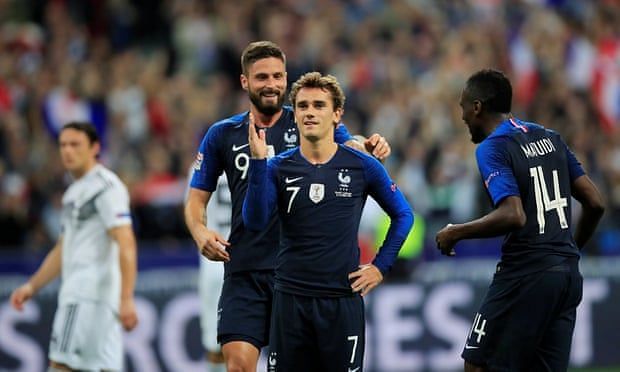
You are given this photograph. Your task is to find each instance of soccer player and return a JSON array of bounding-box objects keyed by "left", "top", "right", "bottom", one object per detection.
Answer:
[
  {"left": 10, "top": 121, "right": 138, "bottom": 371},
  {"left": 185, "top": 41, "right": 391, "bottom": 372},
  {"left": 198, "top": 174, "right": 229, "bottom": 372},
  {"left": 242, "top": 72, "right": 414, "bottom": 372},
  {"left": 436, "top": 69, "right": 605, "bottom": 371}
]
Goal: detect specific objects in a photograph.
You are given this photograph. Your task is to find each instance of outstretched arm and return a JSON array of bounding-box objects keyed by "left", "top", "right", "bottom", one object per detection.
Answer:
[
  {"left": 345, "top": 133, "right": 391, "bottom": 161},
  {"left": 10, "top": 238, "right": 63, "bottom": 311},
  {"left": 571, "top": 175, "right": 604, "bottom": 249}
]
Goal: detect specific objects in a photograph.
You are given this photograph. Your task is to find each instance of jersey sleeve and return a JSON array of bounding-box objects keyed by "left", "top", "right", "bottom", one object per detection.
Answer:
[
  {"left": 95, "top": 182, "right": 132, "bottom": 229},
  {"left": 242, "top": 158, "right": 278, "bottom": 231},
  {"left": 561, "top": 140, "right": 586, "bottom": 181},
  {"left": 476, "top": 137, "right": 520, "bottom": 207},
  {"left": 362, "top": 155, "right": 414, "bottom": 275},
  {"left": 334, "top": 122, "right": 354, "bottom": 144},
  {"left": 190, "top": 125, "right": 224, "bottom": 192}
]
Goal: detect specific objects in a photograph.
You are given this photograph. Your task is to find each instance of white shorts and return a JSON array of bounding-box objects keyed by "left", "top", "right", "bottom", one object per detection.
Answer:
[
  {"left": 49, "top": 301, "right": 122, "bottom": 371},
  {"left": 198, "top": 256, "right": 225, "bottom": 352}
]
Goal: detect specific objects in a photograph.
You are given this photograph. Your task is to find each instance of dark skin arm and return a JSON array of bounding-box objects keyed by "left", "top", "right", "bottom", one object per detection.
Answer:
[
  {"left": 571, "top": 175, "right": 605, "bottom": 249},
  {"left": 435, "top": 196, "right": 526, "bottom": 256}
]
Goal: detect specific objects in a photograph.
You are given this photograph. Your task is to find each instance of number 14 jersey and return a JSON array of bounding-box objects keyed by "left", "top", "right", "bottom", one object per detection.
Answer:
[{"left": 475, "top": 118, "right": 585, "bottom": 278}]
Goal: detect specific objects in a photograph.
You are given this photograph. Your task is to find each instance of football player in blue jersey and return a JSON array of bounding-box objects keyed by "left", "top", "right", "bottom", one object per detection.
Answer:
[
  {"left": 436, "top": 69, "right": 605, "bottom": 371},
  {"left": 185, "top": 41, "right": 392, "bottom": 372},
  {"left": 243, "top": 71, "right": 413, "bottom": 372}
]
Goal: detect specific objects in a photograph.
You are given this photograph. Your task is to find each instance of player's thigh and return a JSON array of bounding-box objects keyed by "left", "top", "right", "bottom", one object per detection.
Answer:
[
  {"left": 218, "top": 270, "right": 274, "bottom": 348},
  {"left": 463, "top": 267, "right": 574, "bottom": 370},
  {"left": 267, "top": 291, "right": 318, "bottom": 372},
  {"left": 199, "top": 257, "right": 224, "bottom": 352},
  {"left": 315, "top": 295, "right": 365, "bottom": 372},
  {"left": 535, "top": 268, "right": 583, "bottom": 371},
  {"left": 49, "top": 301, "right": 122, "bottom": 371}
]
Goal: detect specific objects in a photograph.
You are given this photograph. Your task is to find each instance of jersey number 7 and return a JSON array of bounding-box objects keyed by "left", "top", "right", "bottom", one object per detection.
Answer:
[{"left": 529, "top": 166, "right": 568, "bottom": 234}]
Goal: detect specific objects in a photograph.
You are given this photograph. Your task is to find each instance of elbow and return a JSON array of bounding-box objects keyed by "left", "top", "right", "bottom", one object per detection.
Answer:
[{"left": 511, "top": 208, "right": 527, "bottom": 229}]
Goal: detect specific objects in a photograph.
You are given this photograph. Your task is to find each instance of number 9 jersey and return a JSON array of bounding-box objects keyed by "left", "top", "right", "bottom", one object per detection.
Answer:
[{"left": 475, "top": 117, "right": 585, "bottom": 278}]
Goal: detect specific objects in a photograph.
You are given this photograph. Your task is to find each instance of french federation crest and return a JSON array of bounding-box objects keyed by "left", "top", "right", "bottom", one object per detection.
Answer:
[{"left": 309, "top": 183, "right": 325, "bottom": 204}]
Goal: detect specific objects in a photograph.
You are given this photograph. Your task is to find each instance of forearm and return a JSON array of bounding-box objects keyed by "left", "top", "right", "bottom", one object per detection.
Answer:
[
  {"left": 452, "top": 199, "right": 525, "bottom": 241},
  {"left": 574, "top": 206, "right": 604, "bottom": 249},
  {"left": 184, "top": 189, "right": 210, "bottom": 241},
  {"left": 113, "top": 227, "right": 137, "bottom": 300},
  {"left": 243, "top": 159, "right": 271, "bottom": 230},
  {"left": 373, "top": 208, "right": 414, "bottom": 274},
  {"left": 29, "top": 241, "right": 62, "bottom": 292}
]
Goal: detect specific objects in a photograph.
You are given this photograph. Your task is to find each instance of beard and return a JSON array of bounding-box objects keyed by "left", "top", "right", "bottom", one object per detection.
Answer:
[{"left": 248, "top": 88, "right": 285, "bottom": 116}]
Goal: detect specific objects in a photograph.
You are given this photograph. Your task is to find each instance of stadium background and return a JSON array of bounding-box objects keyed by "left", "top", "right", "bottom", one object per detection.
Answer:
[{"left": 0, "top": 0, "right": 619, "bottom": 371}]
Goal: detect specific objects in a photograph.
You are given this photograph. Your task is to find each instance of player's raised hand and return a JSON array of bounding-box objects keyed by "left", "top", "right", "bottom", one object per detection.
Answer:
[
  {"left": 193, "top": 224, "right": 231, "bottom": 262},
  {"left": 364, "top": 133, "right": 391, "bottom": 160},
  {"left": 10, "top": 282, "right": 35, "bottom": 311},
  {"left": 120, "top": 297, "right": 138, "bottom": 331},
  {"left": 248, "top": 112, "right": 268, "bottom": 159},
  {"left": 436, "top": 223, "right": 458, "bottom": 257},
  {"left": 349, "top": 264, "right": 383, "bottom": 297}
]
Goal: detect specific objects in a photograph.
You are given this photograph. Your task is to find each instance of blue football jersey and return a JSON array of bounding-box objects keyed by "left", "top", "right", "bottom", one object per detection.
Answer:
[
  {"left": 243, "top": 145, "right": 413, "bottom": 296},
  {"left": 476, "top": 118, "right": 585, "bottom": 277},
  {"left": 190, "top": 106, "right": 353, "bottom": 275}
]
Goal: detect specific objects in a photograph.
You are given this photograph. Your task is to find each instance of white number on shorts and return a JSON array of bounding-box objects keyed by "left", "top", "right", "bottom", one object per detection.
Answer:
[
  {"left": 347, "top": 335, "right": 358, "bottom": 364},
  {"left": 468, "top": 313, "right": 487, "bottom": 343}
]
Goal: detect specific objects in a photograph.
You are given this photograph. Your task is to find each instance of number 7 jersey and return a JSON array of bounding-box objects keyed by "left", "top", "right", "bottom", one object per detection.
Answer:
[
  {"left": 190, "top": 107, "right": 353, "bottom": 275},
  {"left": 475, "top": 118, "right": 585, "bottom": 278}
]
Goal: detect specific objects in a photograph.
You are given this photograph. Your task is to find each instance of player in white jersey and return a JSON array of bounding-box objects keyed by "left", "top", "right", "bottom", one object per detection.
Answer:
[
  {"left": 199, "top": 174, "right": 229, "bottom": 372},
  {"left": 10, "top": 122, "right": 138, "bottom": 371}
]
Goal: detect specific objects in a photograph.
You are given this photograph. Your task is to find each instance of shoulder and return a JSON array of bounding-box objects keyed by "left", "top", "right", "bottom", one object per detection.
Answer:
[
  {"left": 205, "top": 112, "right": 248, "bottom": 138},
  {"left": 92, "top": 165, "right": 128, "bottom": 193},
  {"left": 338, "top": 144, "right": 384, "bottom": 172},
  {"left": 476, "top": 136, "right": 511, "bottom": 160}
]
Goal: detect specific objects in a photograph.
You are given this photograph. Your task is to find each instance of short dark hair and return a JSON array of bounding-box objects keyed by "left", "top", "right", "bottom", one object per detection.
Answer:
[
  {"left": 240, "top": 41, "right": 286, "bottom": 75},
  {"left": 61, "top": 122, "right": 100, "bottom": 144},
  {"left": 465, "top": 69, "right": 512, "bottom": 114},
  {"left": 289, "top": 72, "right": 345, "bottom": 111}
]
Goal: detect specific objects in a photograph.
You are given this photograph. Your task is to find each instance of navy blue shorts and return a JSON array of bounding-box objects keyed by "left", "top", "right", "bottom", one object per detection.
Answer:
[
  {"left": 462, "top": 260, "right": 582, "bottom": 371},
  {"left": 217, "top": 270, "right": 274, "bottom": 349},
  {"left": 267, "top": 291, "right": 365, "bottom": 372}
]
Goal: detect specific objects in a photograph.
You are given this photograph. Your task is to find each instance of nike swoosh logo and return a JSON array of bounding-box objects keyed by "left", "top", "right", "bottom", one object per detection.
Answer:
[
  {"left": 232, "top": 143, "right": 249, "bottom": 151},
  {"left": 348, "top": 368, "right": 360, "bottom": 372},
  {"left": 464, "top": 344, "right": 479, "bottom": 350},
  {"left": 285, "top": 177, "right": 303, "bottom": 184}
]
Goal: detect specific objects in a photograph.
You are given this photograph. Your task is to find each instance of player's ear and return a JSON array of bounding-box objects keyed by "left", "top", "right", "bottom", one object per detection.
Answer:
[
  {"left": 240, "top": 74, "right": 249, "bottom": 91},
  {"left": 472, "top": 100, "right": 483, "bottom": 115},
  {"left": 333, "top": 108, "right": 343, "bottom": 125}
]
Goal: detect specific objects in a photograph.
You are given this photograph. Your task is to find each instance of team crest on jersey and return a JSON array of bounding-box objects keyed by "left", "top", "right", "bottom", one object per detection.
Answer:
[
  {"left": 193, "top": 152, "right": 203, "bottom": 171},
  {"left": 309, "top": 183, "right": 325, "bottom": 203},
  {"left": 335, "top": 169, "right": 352, "bottom": 197},
  {"left": 267, "top": 145, "right": 275, "bottom": 159},
  {"left": 284, "top": 128, "right": 297, "bottom": 148}
]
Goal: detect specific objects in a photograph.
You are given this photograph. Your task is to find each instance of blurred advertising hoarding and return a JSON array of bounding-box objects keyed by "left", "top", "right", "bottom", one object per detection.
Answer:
[{"left": 0, "top": 258, "right": 619, "bottom": 372}]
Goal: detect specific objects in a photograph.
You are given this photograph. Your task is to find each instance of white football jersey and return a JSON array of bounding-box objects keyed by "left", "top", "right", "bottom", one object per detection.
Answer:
[{"left": 58, "top": 164, "right": 132, "bottom": 310}]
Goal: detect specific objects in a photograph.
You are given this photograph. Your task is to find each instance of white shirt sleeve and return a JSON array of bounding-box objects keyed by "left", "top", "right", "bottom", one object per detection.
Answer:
[{"left": 95, "top": 182, "right": 132, "bottom": 229}]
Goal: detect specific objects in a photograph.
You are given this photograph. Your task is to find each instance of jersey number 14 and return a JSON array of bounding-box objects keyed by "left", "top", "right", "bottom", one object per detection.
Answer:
[{"left": 529, "top": 166, "right": 568, "bottom": 234}]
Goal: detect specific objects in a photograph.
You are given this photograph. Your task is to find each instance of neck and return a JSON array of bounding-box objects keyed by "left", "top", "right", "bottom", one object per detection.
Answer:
[
  {"left": 300, "top": 138, "right": 338, "bottom": 165},
  {"left": 70, "top": 162, "right": 97, "bottom": 179},
  {"left": 251, "top": 106, "right": 283, "bottom": 128},
  {"left": 485, "top": 113, "right": 512, "bottom": 137}
]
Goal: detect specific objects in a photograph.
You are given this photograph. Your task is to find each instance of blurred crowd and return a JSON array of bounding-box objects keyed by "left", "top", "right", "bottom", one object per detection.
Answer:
[{"left": 0, "top": 0, "right": 619, "bottom": 256}]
